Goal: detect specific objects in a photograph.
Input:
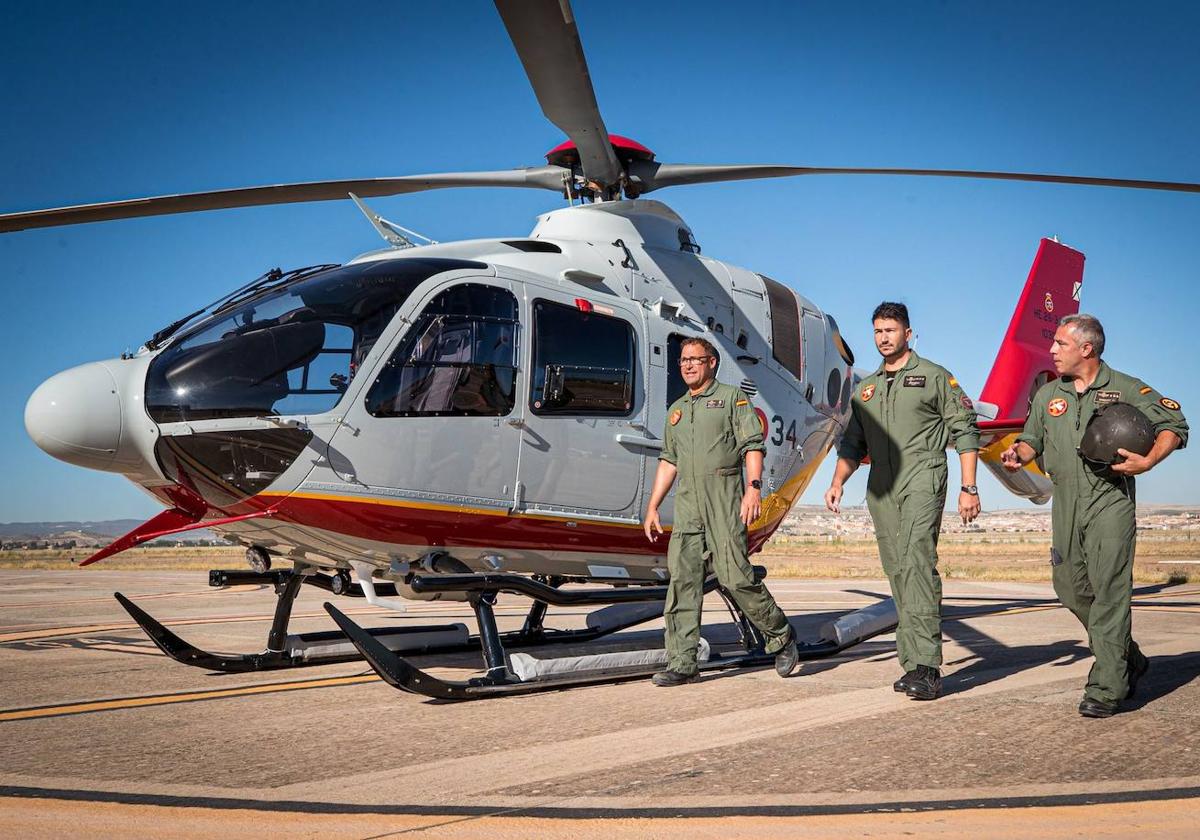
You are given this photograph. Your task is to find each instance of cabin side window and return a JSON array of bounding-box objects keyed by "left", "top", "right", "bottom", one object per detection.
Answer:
[
  {"left": 759, "top": 274, "right": 803, "bottom": 382},
  {"left": 666, "top": 333, "right": 715, "bottom": 407},
  {"left": 530, "top": 300, "right": 635, "bottom": 416},
  {"left": 364, "top": 284, "right": 518, "bottom": 417}
]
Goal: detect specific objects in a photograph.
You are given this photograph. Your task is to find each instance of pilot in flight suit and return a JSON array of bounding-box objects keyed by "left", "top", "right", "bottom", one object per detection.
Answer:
[
  {"left": 1005, "top": 314, "right": 1187, "bottom": 717},
  {"left": 644, "top": 337, "right": 797, "bottom": 685},
  {"left": 827, "top": 302, "right": 980, "bottom": 701}
]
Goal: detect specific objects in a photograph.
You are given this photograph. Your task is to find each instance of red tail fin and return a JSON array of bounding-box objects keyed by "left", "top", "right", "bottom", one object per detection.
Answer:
[
  {"left": 976, "top": 238, "right": 1084, "bottom": 504},
  {"left": 977, "top": 238, "right": 1084, "bottom": 427}
]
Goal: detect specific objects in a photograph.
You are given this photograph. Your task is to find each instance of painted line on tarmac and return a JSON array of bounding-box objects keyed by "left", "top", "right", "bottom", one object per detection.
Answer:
[
  {"left": 0, "top": 673, "right": 383, "bottom": 723},
  {"left": 0, "top": 603, "right": 537, "bottom": 644},
  {"left": 0, "top": 586, "right": 261, "bottom": 610},
  {"left": 3, "top": 588, "right": 1194, "bottom": 723},
  {"left": 1, "top": 783, "right": 1198, "bottom": 818}
]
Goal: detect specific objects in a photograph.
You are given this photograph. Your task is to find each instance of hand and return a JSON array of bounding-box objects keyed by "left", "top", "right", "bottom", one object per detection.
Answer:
[
  {"left": 1000, "top": 444, "right": 1023, "bottom": 471},
  {"left": 643, "top": 507, "right": 664, "bottom": 542},
  {"left": 740, "top": 489, "right": 761, "bottom": 526},
  {"left": 824, "top": 484, "right": 843, "bottom": 513},
  {"left": 958, "top": 491, "right": 981, "bottom": 525},
  {"left": 1110, "top": 448, "right": 1154, "bottom": 476}
]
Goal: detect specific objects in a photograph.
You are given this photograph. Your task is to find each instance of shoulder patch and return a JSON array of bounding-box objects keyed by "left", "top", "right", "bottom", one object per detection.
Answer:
[
  {"left": 960, "top": 394, "right": 974, "bottom": 410},
  {"left": 1047, "top": 397, "right": 1068, "bottom": 417},
  {"left": 861, "top": 383, "right": 876, "bottom": 402},
  {"left": 1161, "top": 397, "right": 1181, "bottom": 411},
  {"left": 948, "top": 376, "right": 959, "bottom": 388},
  {"left": 669, "top": 409, "right": 682, "bottom": 426},
  {"left": 735, "top": 399, "right": 749, "bottom": 406},
  {"left": 1139, "top": 386, "right": 1153, "bottom": 395}
]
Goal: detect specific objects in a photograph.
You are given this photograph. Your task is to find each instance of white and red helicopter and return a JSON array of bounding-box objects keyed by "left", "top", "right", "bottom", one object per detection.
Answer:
[{"left": 6, "top": 1, "right": 1198, "bottom": 699}]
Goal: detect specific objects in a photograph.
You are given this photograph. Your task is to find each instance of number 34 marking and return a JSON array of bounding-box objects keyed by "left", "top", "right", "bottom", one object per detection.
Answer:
[{"left": 770, "top": 415, "right": 797, "bottom": 447}]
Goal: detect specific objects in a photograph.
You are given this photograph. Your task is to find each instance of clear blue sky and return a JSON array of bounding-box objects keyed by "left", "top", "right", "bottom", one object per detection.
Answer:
[{"left": 2, "top": 1, "right": 1198, "bottom": 522}]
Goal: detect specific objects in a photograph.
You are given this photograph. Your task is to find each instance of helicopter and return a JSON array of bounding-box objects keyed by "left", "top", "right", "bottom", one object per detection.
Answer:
[{"left": 6, "top": 1, "right": 1199, "bottom": 700}]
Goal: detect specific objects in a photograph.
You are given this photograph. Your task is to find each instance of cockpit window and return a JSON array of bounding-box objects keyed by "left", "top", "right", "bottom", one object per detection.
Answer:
[
  {"left": 145, "top": 258, "right": 485, "bottom": 422},
  {"left": 364, "top": 283, "right": 518, "bottom": 417}
]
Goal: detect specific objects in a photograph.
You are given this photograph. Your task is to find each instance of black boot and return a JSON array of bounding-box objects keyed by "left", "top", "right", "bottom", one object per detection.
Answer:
[
  {"left": 1078, "top": 696, "right": 1118, "bottom": 718},
  {"left": 893, "top": 670, "right": 919, "bottom": 693},
  {"left": 904, "top": 665, "right": 942, "bottom": 700},
  {"left": 1126, "top": 650, "right": 1150, "bottom": 701},
  {"left": 651, "top": 669, "right": 697, "bottom": 687},
  {"left": 775, "top": 634, "right": 800, "bottom": 677}
]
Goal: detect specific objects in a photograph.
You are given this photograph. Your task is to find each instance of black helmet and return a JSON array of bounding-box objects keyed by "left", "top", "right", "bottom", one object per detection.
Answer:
[{"left": 1078, "top": 403, "right": 1155, "bottom": 464}]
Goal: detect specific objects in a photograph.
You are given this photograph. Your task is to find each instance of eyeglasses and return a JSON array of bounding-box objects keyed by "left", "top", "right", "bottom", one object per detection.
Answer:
[{"left": 679, "top": 355, "right": 712, "bottom": 367}]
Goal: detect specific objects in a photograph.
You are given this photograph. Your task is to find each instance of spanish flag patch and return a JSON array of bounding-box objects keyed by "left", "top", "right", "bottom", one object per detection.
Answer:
[
  {"left": 1140, "top": 386, "right": 1153, "bottom": 395},
  {"left": 735, "top": 399, "right": 749, "bottom": 406}
]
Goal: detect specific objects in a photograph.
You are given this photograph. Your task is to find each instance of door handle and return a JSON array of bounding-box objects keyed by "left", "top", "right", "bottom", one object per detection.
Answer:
[{"left": 615, "top": 433, "right": 663, "bottom": 450}]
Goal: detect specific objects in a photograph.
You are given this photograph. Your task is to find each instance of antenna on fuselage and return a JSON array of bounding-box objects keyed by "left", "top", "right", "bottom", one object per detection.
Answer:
[{"left": 348, "top": 192, "right": 438, "bottom": 249}]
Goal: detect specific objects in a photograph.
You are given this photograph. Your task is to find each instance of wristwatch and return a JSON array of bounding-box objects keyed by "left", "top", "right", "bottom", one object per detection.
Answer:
[
  {"left": 961, "top": 485, "right": 979, "bottom": 495},
  {"left": 750, "top": 479, "right": 762, "bottom": 490}
]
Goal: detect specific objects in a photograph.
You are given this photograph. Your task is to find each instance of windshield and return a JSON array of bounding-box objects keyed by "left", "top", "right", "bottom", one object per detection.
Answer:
[{"left": 145, "top": 257, "right": 486, "bottom": 422}]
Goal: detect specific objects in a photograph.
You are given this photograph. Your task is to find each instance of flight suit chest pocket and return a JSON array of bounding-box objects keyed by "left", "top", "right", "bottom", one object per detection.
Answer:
[{"left": 706, "top": 428, "right": 735, "bottom": 455}]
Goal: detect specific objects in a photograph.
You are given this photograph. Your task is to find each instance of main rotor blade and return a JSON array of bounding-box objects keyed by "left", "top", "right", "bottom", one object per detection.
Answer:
[
  {"left": 495, "top": 0, "right": 622, "bottom": 189},
  {"left": 634, "top": 162, "right": 1200, "bottom": 195},
  {"left": 0, "top": 167, "right": 570, "bottom": 233}
]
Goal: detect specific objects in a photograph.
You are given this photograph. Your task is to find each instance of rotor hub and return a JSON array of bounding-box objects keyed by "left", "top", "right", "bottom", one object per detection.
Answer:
[{"left": 545, "top": 134, "right": 655, "bottom": 169}]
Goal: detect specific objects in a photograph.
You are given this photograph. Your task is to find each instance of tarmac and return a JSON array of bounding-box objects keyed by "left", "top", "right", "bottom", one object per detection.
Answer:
[{"left": 1, "top": 568, "right": 1198, "bottom": 838}]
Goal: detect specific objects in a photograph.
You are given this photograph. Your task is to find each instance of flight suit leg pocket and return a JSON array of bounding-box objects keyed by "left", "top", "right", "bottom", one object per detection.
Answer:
[{"left": 1050, "top": 547, "right": 1064, "bottom": 567}]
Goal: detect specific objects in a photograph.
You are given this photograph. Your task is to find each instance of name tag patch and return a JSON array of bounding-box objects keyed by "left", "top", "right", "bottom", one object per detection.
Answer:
[
  {"left": 903, "top": 375, "right": 926, "bottom": 388},
  {"left": 1095, "top": 390, "right": 1122, "bottom": 407},
  {"left": 705, "top": 399, "right": 725, "bottom": 409}
]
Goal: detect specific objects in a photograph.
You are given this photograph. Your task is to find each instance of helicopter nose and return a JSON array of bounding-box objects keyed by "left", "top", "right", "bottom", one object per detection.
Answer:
[{"left": 25, "top": 362, "right": 125, "bottom": 471}]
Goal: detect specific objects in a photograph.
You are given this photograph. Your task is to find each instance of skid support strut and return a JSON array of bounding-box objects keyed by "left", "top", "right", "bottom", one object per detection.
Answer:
[
  {"left": 323, "top": 566, "right": 846, "bottom": 701},
  {"left": 118, "top": 568, "right": 692, "bottom": 675},
  {"left": 116, "top": 569, "right": 467, "bottom": 673}
]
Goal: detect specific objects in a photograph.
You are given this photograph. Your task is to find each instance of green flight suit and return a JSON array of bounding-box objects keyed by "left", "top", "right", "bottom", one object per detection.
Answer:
[
  {"left": 659, "top": 379, "right": 791, "bottom": 675},
  {"left": 1016, "top": 362, "right": 1188, "bottom": 704},
  {"left": 837, "top": 351, "right": 980, "bottom": 672}
]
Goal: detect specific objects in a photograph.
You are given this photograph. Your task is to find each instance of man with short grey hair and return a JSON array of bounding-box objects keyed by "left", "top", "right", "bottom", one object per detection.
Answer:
[
  {"left": 1059, "top": 313, "right": 1105, "bottom": 355},
  {"left": 1002, "top": 314, "right": 1187, "bottom": 717}
]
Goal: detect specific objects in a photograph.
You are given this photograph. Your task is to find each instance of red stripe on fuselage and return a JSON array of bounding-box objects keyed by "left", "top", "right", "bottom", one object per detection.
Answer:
[{"left": 218, "top": 491, "right": 776, "bottom": 557}]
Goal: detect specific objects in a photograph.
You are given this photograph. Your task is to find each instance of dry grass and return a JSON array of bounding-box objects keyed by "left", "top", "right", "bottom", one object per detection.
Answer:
[
  {"left": 3, "top": 533, "right": 1197, "bottom": 584},
  {"left": 0, "top": 546, "right": 243, "bottom": 571},
  {"left": 759, "top": 530, "right": 1200, "bottom": 583}
]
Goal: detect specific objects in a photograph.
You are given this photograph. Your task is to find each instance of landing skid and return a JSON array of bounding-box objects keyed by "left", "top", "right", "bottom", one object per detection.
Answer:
[
  {"left": 115, "top": 567, "right": 702, "bottom": 674},
  {"left": 325, "top": 600, "right": 777, "bottom": 700},
  {"left": 118, "top": 565, "right": 899, "bottom": 697},
  {"left": 324, "top": 574, "right": 900, "bottom": 701}
]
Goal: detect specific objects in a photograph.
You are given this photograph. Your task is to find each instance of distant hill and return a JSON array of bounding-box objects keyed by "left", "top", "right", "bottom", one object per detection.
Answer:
[{"left": 0, "top": 520, "right": 219, "bottom": 543}]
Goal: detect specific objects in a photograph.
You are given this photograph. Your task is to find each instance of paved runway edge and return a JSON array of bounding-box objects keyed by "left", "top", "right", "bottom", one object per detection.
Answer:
[{"left": 4, "top": 782, "right": 1200, "bottom": 818}]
